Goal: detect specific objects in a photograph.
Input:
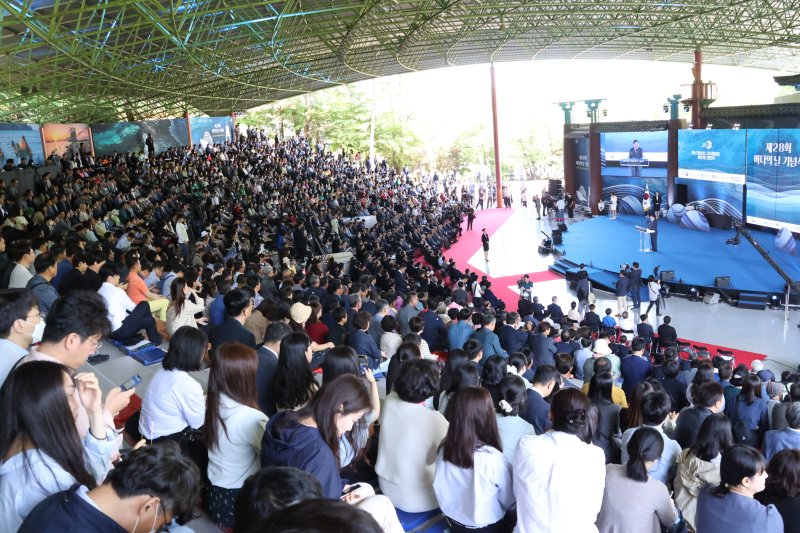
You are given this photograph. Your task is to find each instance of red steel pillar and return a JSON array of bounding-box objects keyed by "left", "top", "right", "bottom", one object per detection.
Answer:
[
  {"left": 691, "top": 50, "right": 703, "bottom": 129},
  {"left": 490, "top": 63, "right": 503, "bottom": 208}
]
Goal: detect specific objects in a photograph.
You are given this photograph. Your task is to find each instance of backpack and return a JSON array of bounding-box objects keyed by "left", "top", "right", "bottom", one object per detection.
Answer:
[{"left": 731, "top": 397, "right": 759, "bottom": 447}]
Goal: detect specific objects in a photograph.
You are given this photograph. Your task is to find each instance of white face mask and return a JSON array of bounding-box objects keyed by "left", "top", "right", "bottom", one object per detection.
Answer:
[
  {"left": 25, "top": 318, "right": 45, "bottom": 344},
  {"left": 132, "top": 502, "right": 160, "bottom": 533}
]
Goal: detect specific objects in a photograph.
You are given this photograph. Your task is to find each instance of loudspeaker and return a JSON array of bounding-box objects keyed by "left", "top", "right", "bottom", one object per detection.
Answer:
[
  {"left": 548, "top": 179, "right": 562, "bottom": 196},
  {"left": 538, "top": 245, "right": 552, "bottom": 255},
  {"left": 558, "top": 223, "right": 568, "bottom": 232},
  {"left": 715, "top": 276, "right": 730, "bottom": 288},
  {"left": 703, "top": 292, "right": 720, "bottom": 304},
  {"left": 675, "top": 184, "right": 688, "bottom": 206},
  {"left": 660, "top": 270, "right": 675, "bottom": 282},
  {"left": 551, "top": 230, "right": 563, "bottom": 245}
]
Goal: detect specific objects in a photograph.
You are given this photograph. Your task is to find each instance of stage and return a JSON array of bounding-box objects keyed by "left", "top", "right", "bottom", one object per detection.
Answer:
[{"left": 557, "top": 214, "right": 800, "bottom": 296}]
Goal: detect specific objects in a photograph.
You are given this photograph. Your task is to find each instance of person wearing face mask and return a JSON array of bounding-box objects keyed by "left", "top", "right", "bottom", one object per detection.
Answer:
[
  {"left": 0, "top": 288, "right": 44, "bottom": 386},
  {"left": 19, "top": 442, "right": 201, "bottom": 533},
  {"left": 0, "top": 361, "right": 115, "bottom": 531}
]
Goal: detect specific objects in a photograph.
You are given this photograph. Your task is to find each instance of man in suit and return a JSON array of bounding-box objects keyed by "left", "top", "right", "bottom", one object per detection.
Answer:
[
  {"left": 528, "top": 322, "right": 557, "bottom": 367},
  {"left": 348, "top": 311, "right": 384, "bottom": 370},
  {"left": 553, "top": 328, "right": 577, "bottom": 356},
  {"left": 673, "top": 382, "right": 725, "bottom": 449},
  {"left": 629, "top": 139, "right": 643, "bottom": 177},
  {"left": 657, "top": 315, "right": 678, "bottom": 348},
  {"left": 615, "top": 270, "right": 630, "bottom": 316},
  {"left": 763, "top": 403, "right": 800, "bottom": 460},
  {"left": 620, "top": 337, "right": 652, "bottom": 398},
  {"left": 393, "top": 264, "right": 409, "bottom": 296},
  {"left": 257, "top": 322, "right": 292, "bottom": 416},
  {"left": 470, "top": 314, "right": 508, "bottom": 363},
  {"left": 547, "top": 296, "right": 564, "bottom": 322},
  {"left": 496, "top": 312, "right": 528, "bottom": 354},
  {"left": 521, "top": 365, "right": 558, "bottom": 434},
  {"left": 209, "top": 287, "right": 257, "bottom": 355},
  {"left": 419, "top": 298, "right": 447, "bottom": 351},
  {"left": 628, "top": 262, "right": 643, "bottom": 309},
  {"left": 647, "top": 213, "right": 659, "bottom": 252},
  {"left": 448, "top": 307, "right": 474, "bottom": 351},
  {"left": 637, "top": 313, "right": 655, "bottom": 345},
  {"left": 397, "top": 291, "right": 419, "bottom": 336},
  {"left": 531, "top": 296, "right": 546, "bottom": 322},
  {"left": 583, "top": 304, "right": 602, "bottom": 332}
]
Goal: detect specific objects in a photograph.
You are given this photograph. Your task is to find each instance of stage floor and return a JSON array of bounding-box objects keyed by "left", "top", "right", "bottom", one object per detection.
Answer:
[
  {"left": 559, "top": 214, "right": 800, "bottom": 295},
  {"left": 446, "top": 207, "right": 800, "bottom": 372}
]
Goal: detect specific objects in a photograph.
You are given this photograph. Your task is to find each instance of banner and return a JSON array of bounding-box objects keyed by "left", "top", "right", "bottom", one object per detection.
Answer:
[
  {"left": 42, "top": 123, "right": 93, "bottom": 158},
  {"left": 573, "top": 136, "right": 591, "bottom": 207},
  {"left": 0, "top": 124, "right": 44, "bottom": 166},
  {"left": 190, "top": 116, "right": 233, "bottom": 148},
  {"left": 91, "top": 118, "right": 189, "bottom": 156},
  {"left": 677, "top": 129, "right": 746, "bottom": 222},
  {"left": 746, "top": 129, "right": 800, "bottom": 233}
]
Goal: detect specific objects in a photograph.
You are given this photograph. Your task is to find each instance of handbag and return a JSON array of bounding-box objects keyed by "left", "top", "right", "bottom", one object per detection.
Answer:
[{"left": 731, "top": 397, "right": 759, "bottom": 447}]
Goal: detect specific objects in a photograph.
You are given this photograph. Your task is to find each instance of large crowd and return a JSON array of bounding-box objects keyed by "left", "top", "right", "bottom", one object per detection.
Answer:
[{"left": 0, "top": 128, "right": 796, "bottom": 533}]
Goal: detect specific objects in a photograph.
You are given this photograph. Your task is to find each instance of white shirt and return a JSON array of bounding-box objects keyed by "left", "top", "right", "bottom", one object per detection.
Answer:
[
  {"left": 175, "top": 221, "right": 189, "bottom": 244},
  {"left": 0, "top": 431, "right": 115, "bottom": 532},
  {"left": 433, "top": 446, "right": 514, "bottom": 527},
  {"left": 97, "top": 282, "right": 136, "bottom": 332},
  {"left": 513, "top": 431, "right": 606, "bottom": 533},
  {"left": 207, "top": 394, "right": 268, "bottom": 489},
  {"left": 496, "top": 414, "right": 535, "bottom": 464},
  {"left": 8, "top": 263, "right": 32, "bottom": 289},
  {"left": 140, "top": 368, "right": 205, "bottom": 439}
]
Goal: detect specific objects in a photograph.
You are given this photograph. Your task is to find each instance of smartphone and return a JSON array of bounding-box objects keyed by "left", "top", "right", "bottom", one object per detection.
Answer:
[
  {"left": 342, "top": 483, "right": 362, "bottom": 496},
  {"left": 120, "top": 374, "right": 142, "bottom": 392},
  {"left": 88, "top": 353, "right": 110, "bottom": 364},
  {"left": 359, "top": 364, "right": 367, "bottom": 376}
]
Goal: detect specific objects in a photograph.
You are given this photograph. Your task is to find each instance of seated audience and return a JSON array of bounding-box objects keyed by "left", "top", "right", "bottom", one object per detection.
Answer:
[
  {"left": 762, "top": 402, "right": 800, "bottom": 461},
  {"left": 495, "top": 374, "right": 535, "bottom": 463},
  {"left": 377, "top": 359, "right": 448, "bottom": 513},
  {"left": 596, "top": 426, "right": 677, "bottom": 532},
  {"left": 520, "top": 365, "right": 558, "bottom": 434},
  {"left": 755, "top": 449, "right": 800, "bottom": 530},
  {"left": 513, "top": 388, "right": 606, "bottom": 533},
  {"left": 674, "top": 381, "right": 725, "bottom": 449},
  {"left": 167, "top": 277, "right": 207, "bottom": 335},
  {"left": 695, "top": 445, "right": 783, "bottom": 533},
  {"left": 725, "top": 373, "right": 770, "bottom": 448},
  {"left": 271, "top": 331, "right": 319, "bottom": 412},
  {"left": 98, "top": 262, "right": 162, "bottom": 345},
  {"left": 587, "top": 371, "right": 622, "bottom": 464},
  {"left": 0, "top": 288, "right": 41, "bottom": 385}
]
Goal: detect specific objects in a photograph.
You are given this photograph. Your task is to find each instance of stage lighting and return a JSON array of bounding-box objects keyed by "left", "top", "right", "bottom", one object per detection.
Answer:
[
  {"left": 770, "top": 294, "right": 780, "bottom": 309},
  {"left": 662, "top": 104, "right": 669, "bottom": 113},
  {"left": 733, "top": 123, "right": 741, "bottom": 130},
  {"left": 706, "top": 123, "right": 713, "bottom": 130},
  {"left": 687, "top": 123, "right": 693, "bottom": 130},
  {"left": 683, "top": 105, "right": 690, "bottom": 112}
]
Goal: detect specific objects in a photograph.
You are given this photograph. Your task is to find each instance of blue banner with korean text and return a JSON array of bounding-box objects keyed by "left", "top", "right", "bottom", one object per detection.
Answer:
[
  {"left": 190, "top": 116, "right": 233, "bottom": 149},
  {"left": 677, "top": 129, "right": 746, "bottom": 222},
  {"left": 746, "top": 129, "right": 800, "bottom": 233},
  {"left": 573, "top": 136, "right": 590, "bottom": 207}
]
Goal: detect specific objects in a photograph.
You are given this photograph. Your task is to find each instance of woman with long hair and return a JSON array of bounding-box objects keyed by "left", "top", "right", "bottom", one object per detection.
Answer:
[
  {"left": 755, "top": 449, "right": 800, "bottom": 528},
  {"left": 480, "top": 355, "right": 507, "bottom": 406},
  {"left": 260, "top": 374, "right": 404, "bottom": 533},
  {"left": 140, "top": 326, "right": 208, "bottom": 441},
  {"left": 167, "top": 277, "right": 207, "bottom": 335},
  {"left": 272, "top": 331, "right": 319, "bottom": 412},
  {"left": 320, "top": 346, "right": 380, "bottom": 470},
  {"left": 513, "top": 388, "right": 605, "bottom": 532},
  {"left": 494, "top": 375, "right": 534, "bottom": 464},
  {"left": 588, "top": 371, "right": 622, "bottom": 463},
  {"left": 435, "top": 348, "right": 468, "bottom": 410},
  {"left": 434, "top": 387, "right": 515, "bottom": 532},
  {"left": 674, "top": 414, "right": 734, "bottom": 530},
  {"left": 0, "top": 361, "right": 115, "bottom": 531},
  {"left": 305, "top": 301, "right": 329, "bottom": 345},
  {"left": 725, "top": 373, "right": 770, "bottom": 448},
  {"left": 440, "top": 363, "right": 480, "bottom": 421},
  {"left": 205, "top": 343, "right": 268, "bottom": 533},
  {"left": 695, "top": 445, "right": 783, "bottom": 532},
  {"left": 688, "top": 362, "right": 716, "bottom": 406},
  {"left": 621, "top": 380, "right": 656, "bottom": 432},
  {"left": 596, "top": 426, "right": 676, "bottom": 532}
]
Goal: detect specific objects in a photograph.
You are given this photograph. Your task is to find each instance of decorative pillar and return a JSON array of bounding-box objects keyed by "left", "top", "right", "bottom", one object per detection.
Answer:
[{"left": 490, "top": 63, "right": 502, "bottom": 208}]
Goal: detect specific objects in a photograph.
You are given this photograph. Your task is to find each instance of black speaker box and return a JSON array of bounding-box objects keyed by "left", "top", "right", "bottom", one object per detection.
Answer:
[
  {"left": 538, "top": 245, "right": 552, "bottom": 254},
  {"left": 675, "top": 183, "right": 688, "bottom": 205},
  {"left": 552, "top": 230, "right": 563, "bottom": 245}
]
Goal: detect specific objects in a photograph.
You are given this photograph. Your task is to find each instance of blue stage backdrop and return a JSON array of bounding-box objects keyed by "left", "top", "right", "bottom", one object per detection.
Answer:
[
  {"left": 746, "top": 129, "right": 800, "bottom": 233},
  {"left": 92, "top": 119, "right": 189, "bottom": 156},
  {"left": 190, "top": 116, "right": 234, "bottom": 149},
  {"left": 677, "top": 129, "right": 746, "bottom": 222},
  {"left": 601, "top": 131, "right": 668, "bottom": 213},
  {"left": 573, "top": 136, "right": 590, "bottom": 207},
  {"left": 0, "top": 123, "right": 44, "bottom": 166}
]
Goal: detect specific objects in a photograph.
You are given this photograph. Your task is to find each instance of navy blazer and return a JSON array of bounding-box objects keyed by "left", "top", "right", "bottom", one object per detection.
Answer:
[
  {"left": 521, "top": 388, "right": 551, "bottom": 434},
  {"left": 348, "top": 329, "right": 382, "bottom": 369},
  {"left": 620, "top": 355, "right": 652, "bottom": 398},
  {"left": 497, "top": 324, "right": 528, "bottom": 354},
  {"left": 419, "top": 309, "right": 447, "bottom": 351},
  {"left": 528, "top": 333, "right": 556, "bottom": 367},
  {"left": 637, "top": 322, "right": 654, "bottom": 341},
  {"left": 471, "top": 327, "right": 508, "bottom": 360}
]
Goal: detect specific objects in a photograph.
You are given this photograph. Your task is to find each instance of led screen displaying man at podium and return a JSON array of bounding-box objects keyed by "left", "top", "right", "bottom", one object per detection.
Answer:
[{"left": 628, "top": 139, "right": 644, "bottom": 177}]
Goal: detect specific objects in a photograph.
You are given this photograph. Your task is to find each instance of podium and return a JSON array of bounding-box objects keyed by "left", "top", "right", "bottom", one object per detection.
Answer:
[{"left": 635, "top": 225, "right": 654, "bottom": 253}]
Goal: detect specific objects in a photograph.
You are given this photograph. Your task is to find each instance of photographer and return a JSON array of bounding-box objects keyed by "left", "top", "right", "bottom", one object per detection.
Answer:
[{"left": 518, "top": 274, "right": 533, "bottom": 302}]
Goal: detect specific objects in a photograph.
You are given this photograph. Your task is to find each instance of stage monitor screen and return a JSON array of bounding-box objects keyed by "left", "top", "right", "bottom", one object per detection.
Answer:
[
  {"left": 0, "top": 123, "right": 45, "bottom": 166},
  {"left": 572, "top": 136, "right": 590, "bottom": 207},
  {"left": 601, "top": 131, "right": 668, "bottom": 214},
  {"left": 92, "top": 118, "right": 189, "bottom": 156},
  {"left": 677, "top": 129, "right": 746, "bottom": 222},
  {"left": 746, "top": 129, "right": 800, "bottom": 233}
]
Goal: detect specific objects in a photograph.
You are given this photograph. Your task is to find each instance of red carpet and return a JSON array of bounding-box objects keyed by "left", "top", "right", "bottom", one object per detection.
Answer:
[{"left": 442, "top": 208, "right": 560, "bottom": 308}]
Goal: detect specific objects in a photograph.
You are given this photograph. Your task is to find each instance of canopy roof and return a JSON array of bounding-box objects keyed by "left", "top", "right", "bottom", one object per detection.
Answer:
[{"left": 1, "top": 0, "right": 798, "bottom": 123}]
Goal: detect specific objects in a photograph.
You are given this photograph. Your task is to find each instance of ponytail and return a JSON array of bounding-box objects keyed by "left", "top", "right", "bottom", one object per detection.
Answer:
[{"left": 625, "top": 426, "right": 664, "bottom": 483}]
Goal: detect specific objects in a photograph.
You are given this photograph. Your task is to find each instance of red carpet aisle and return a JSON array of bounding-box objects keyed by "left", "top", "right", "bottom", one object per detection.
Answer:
[{"left": 443, "top": 208, "right": 560, "bottom": 310}]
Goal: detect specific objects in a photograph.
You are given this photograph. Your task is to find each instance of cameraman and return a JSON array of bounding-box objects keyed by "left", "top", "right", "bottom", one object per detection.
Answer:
[{"left": 518, "top": 274, "right": 533, "bottom": 302}]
